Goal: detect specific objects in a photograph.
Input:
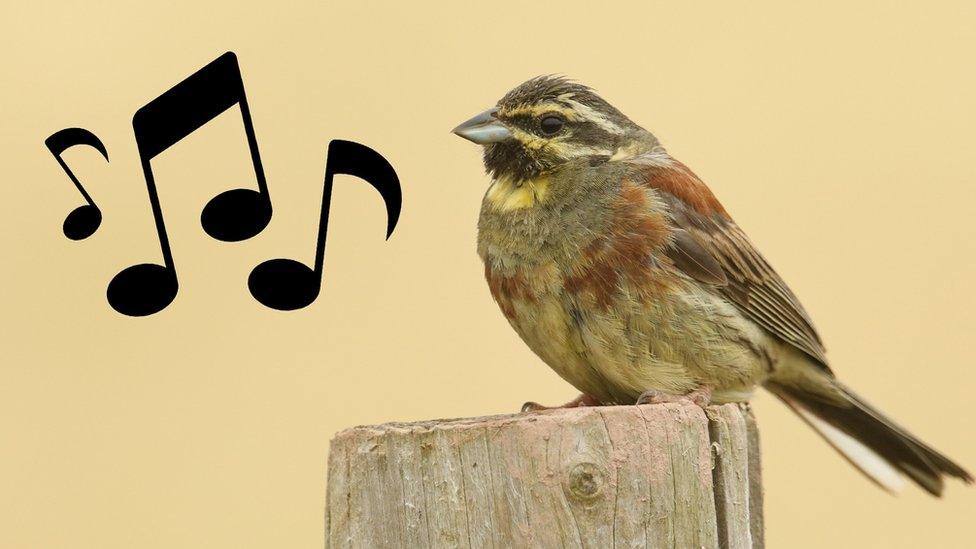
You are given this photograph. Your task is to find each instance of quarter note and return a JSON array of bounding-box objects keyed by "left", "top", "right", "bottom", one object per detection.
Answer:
[
  {"left": 107, "top": 51, "right": 274, "bottom": 316},
  {"left": 247, "top": 139, "right": 401, "bottom": 311},
  {"left": 45, "top": 127, "right": 109, "bottom": 240}
]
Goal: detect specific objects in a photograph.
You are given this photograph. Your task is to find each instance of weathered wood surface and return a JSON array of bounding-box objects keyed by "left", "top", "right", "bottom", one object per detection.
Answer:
[{"left": 326, "top": 402, "right": 763, "bottom": 549}]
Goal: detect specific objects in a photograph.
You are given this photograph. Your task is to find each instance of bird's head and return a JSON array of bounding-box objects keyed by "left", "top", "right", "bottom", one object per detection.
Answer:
[{"left": 453, "top": 76, "right": 656, "bottom": 183}]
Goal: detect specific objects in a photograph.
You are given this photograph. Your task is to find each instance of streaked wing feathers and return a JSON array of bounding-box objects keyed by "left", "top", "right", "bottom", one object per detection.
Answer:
[{"left": 626, "top": 154, "right": 831, "bottom": 369}]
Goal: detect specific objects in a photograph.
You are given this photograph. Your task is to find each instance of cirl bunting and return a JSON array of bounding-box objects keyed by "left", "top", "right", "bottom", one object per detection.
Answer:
[{"left": 453, "top": 75, "right": 972, "bottom": 496}]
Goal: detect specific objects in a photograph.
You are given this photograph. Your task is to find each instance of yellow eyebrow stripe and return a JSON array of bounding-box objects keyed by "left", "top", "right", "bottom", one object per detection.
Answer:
[{"left": 499, "top": 103, "right": 579, "bottom": 120}]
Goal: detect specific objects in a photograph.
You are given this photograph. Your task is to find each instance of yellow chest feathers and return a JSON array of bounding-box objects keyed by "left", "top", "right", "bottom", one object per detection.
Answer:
[{"left": 484, "top": 177, "right": 550, "bottom": 211}]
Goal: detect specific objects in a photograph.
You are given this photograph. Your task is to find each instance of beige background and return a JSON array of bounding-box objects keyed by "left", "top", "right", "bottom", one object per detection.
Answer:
[{"left": 2, "top": 1, "right": 974, "bottom": 547}]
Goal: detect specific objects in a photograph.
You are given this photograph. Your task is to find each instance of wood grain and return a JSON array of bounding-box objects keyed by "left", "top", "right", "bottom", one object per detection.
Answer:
[{"left": 325, "top": 402, "right": 763, "bottom": 548}]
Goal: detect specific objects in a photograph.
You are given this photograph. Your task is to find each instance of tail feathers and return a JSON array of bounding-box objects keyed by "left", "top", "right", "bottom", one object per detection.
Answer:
[{"left": 766, "top": 380, "right": 974, "bottom": 496}]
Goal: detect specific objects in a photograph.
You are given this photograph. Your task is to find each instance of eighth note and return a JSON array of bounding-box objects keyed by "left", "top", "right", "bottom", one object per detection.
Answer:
[
  {"left": 48, "top": 52, "right": 403, "bottom": 317},
  {"left": 248, "top": 140, "right": 401, "bottom": 311},
  {"left": 107, "top": 52, "right": 275, "bottom": 316},
  {"left": 45, "top": 128, "right": 109, "bottom": 240}
]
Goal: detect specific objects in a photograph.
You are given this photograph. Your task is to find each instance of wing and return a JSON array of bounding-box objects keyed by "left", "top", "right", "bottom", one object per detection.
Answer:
[{"left": 625, "top": 151, "right": 831, "bottom": 370}]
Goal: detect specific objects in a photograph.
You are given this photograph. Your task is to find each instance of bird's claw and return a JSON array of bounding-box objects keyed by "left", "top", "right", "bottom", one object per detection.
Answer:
[
  {"left": 636, "top": 386, "right": 713, "bottom": 407},
  {"left": 520, "top": 393, "right": 600, "bottom": 413},
  {"left": 521, "top": 401, "right": 547, "bottom": 413}
]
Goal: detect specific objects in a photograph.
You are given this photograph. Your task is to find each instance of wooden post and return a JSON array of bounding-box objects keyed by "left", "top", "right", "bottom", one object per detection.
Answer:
[{"left": 325, "top": 402, "right": 763, "bottom": 549}]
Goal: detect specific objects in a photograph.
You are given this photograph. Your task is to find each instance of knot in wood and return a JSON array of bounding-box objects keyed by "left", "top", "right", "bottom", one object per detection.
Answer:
[{"left": 565, "top": 462, "right": 605, "bottom": 501}]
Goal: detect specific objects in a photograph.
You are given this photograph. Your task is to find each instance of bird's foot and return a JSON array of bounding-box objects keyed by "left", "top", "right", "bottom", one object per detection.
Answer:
[
  {"left": 521, "top": 393, "right": 601, "bottom": 413},
  {"left": 636, "top": 386, "right": 713, "bottom": 407}
]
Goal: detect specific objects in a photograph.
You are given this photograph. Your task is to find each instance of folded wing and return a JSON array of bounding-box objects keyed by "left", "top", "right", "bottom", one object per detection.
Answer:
[{"left": 625, "top": 152, "right": 830, "bottom": 370}]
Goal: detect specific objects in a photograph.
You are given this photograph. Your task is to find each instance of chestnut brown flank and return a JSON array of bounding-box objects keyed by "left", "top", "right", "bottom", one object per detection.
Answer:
[
  {"left": 639, "top": 161, "right": 727, "bottom": 216},
  {"left": 564, "top": 182, "right": 672, "bottom": 308},
  {"left": 485, "top": 264, "right": 535, "bottom": 320}
]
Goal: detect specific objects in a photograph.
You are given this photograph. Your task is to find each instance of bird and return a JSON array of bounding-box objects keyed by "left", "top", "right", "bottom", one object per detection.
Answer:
[{"left": 452, "top": 75, "right": 972, "bottom": 496}]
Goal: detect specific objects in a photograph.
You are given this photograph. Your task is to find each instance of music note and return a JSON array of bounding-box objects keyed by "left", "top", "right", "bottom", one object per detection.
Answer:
[
  {"left": 247, "top": 140, "right": 401, "bottom": 311},
  {"left": 107, "top": 51, "right": 274, "bottom": 316},
  {"left": 45, "top": 128, "right": 109, "bottom": 240}
]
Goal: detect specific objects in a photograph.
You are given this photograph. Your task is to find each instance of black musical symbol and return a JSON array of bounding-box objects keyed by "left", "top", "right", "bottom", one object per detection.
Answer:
[
  {"left": 45, "top": 128, "right": 109, "bottom": 240},
  {"left": 107, "top": 51, "right": 274, "bottom": 316},
  {"left": 247, "top": 140, "right": 401, "bottom": 311}
]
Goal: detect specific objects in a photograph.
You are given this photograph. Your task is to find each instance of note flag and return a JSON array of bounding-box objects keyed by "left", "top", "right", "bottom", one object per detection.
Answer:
[
  {"left": 45, "top": 128, "right": 109, "bottom": 240},
  {"left": 107, "top": 51, "right": 274, "bottom": 316},
  {"left": 247, "top": 140, "right": 401, "bottom": 311}
]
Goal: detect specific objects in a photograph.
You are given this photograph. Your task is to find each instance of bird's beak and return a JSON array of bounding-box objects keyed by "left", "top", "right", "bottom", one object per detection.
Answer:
[{"left": 452, "top": 107, "right": 512, "bottom": 145}]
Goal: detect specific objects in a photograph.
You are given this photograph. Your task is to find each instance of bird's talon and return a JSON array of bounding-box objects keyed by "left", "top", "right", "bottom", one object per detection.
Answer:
[
  {"left": 520, "top": 393, "right": 600, "bottom": 413},
  {"left": 636, "top": 389, "right": 676, "bottom": 406},
  {"left": 521, "top": 401, "right": 545, "bottom": 413},
  {"left": 636, "top": 387, "right": 713, "bottom": 407}
]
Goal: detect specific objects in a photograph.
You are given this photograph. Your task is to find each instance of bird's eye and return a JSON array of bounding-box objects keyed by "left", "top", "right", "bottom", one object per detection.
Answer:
[{"left": 539, "top": 115, "right": 564, "bottom": 135}]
